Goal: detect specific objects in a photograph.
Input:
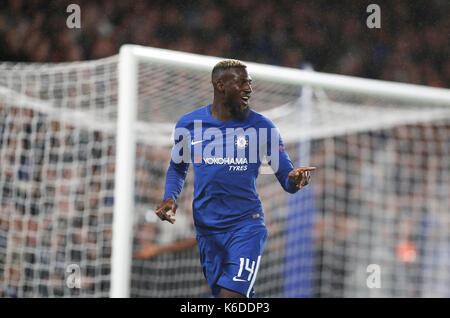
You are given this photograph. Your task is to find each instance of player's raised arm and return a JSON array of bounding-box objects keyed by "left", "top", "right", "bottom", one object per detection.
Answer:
[{"left": 262, "top": 119, "right": 315, "bottom": 193}]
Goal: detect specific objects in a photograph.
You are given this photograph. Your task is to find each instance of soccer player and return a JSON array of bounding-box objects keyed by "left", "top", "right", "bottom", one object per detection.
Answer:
[{"left": 155, "top": 59, "right": 316, "bottom": 298}]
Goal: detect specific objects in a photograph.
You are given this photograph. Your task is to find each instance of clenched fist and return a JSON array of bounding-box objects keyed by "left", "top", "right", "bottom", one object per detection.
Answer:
[{"left": 155, "top": 198, "right": 178, "bottom": 224}]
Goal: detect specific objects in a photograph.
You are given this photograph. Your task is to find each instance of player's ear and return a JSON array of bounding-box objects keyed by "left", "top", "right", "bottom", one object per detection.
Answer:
[{"left": 215, "top": 79, "right": 225, "bottom": 94}]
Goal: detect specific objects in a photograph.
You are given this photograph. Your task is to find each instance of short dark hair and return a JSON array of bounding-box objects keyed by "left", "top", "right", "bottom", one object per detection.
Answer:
[{"left": 211, "top": 59, "right": 247, "bottom": 79}]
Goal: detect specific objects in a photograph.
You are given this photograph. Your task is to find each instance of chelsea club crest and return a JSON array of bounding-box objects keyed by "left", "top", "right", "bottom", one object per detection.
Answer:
[{"left": 235, "top": 135, "right": 249, "bottom": 149}]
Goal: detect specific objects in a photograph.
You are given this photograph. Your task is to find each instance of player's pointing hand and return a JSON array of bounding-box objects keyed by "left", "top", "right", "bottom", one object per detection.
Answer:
[
  {"left": 288, "top": 167, "right": 316, "bottom": 190},
  {"left": 155, "top": 198, "right": 177, "bottom": 224}
]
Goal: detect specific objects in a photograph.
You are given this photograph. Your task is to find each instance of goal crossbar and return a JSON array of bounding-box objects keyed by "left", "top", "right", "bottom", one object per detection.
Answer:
[{"left": 130, "top": 45, "right": 450, "bottom": 105}]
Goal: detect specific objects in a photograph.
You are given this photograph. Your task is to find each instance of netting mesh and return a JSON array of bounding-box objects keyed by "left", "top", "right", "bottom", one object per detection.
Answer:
[
  {"left": 1, "top": 51, "right": 450, "bottom": 297},
  {"left": 0, "top": 58, "right": 118, "bottom": 297}
]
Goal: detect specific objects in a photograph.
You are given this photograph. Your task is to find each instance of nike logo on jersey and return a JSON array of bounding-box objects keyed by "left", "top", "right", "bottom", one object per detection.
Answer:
[
  {"left": 232, "top": 276, "right": 247, "bottom": 282},
  {"left": 191, "top": 140, "right": 204, "bottom": 145}
]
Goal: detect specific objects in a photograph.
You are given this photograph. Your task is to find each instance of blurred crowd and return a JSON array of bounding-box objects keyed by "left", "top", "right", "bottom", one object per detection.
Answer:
[{"left": 0, "top": 0, "right": 448, "bottom": 87}]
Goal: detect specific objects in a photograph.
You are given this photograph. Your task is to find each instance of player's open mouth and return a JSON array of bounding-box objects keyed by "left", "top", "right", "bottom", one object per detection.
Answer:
[{"left": 240, "top": 96, "right": 249, "bottom": 106}]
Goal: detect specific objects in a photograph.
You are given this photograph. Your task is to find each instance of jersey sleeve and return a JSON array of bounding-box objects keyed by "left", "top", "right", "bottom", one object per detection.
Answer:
[
  {"left": 162, "top": 120, "right": 190, "bottom": 202},
  {"left": 274, "top": 133, "right": 299, "bottom": 194},
  {"left": 262, "top": 118, "right": 299, "bottom": 194}
]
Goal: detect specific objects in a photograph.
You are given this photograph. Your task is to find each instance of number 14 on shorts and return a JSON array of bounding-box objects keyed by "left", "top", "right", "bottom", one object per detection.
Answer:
[{"left": 233, "top": 257, "right": 257, "bottom": 282}]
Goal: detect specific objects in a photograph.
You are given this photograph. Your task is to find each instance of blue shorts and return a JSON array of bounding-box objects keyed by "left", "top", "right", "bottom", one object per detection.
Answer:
[{"left": 197, "top": 223, "right": 269, "bottom": 298}]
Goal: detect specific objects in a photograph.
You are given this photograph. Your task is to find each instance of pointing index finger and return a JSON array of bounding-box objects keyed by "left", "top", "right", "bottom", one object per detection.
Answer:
[{"left": 296, "top": 167, "right": 317, "bottom": 171}]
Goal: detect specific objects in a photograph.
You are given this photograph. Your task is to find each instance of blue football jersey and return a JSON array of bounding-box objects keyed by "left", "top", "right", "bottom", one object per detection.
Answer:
[{"left": 163, "top": 104, "right": 298, "bottom": 235}]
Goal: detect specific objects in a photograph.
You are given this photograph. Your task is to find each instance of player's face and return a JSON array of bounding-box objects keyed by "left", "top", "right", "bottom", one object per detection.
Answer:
[{"left": 223, "top": 68, "right": 253, "bottom": 120}]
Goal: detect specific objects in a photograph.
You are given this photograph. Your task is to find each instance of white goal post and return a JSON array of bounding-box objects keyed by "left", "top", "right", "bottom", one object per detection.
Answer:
[{"left": 110, "top": 44, "right": 450, "bottom": 298}]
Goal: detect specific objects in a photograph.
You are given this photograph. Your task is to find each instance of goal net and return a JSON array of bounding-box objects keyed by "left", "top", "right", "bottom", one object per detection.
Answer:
[{"left": 0, "top": 46, "right": 449, "bottom": 297}]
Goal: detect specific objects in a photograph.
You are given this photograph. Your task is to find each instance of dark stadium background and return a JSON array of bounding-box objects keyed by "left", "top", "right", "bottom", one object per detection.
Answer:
[{"left": 0, "top": 0, "right": 448, "bottom": 87}]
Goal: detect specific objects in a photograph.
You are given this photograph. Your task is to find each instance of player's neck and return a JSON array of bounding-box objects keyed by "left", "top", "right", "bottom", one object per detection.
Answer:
[{"left": 210, "top": 101, "right": 235, "bottom": 122}]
